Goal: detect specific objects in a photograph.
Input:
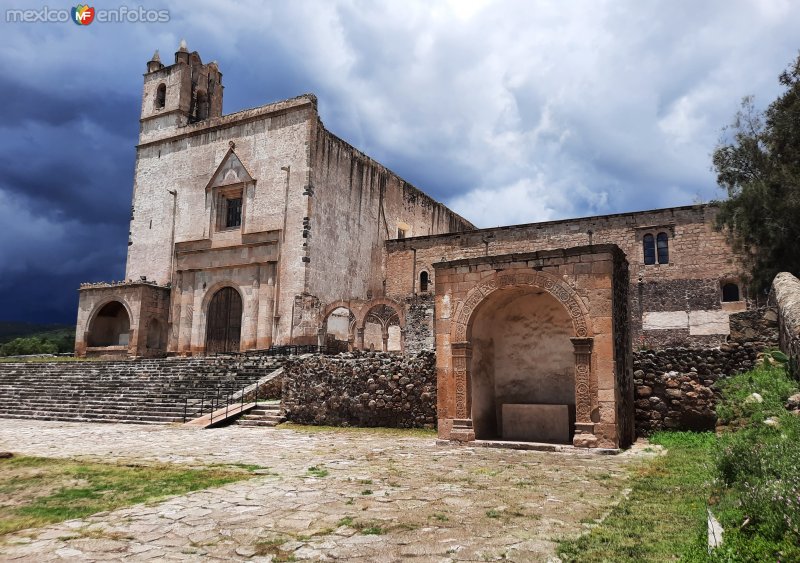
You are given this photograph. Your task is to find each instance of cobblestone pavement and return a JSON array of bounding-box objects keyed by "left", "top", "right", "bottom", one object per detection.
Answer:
[{"left": 0, "top": 420, "right": 650, "bottom": 562}]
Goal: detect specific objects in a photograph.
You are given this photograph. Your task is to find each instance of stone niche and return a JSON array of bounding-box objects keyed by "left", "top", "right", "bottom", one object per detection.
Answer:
[
  {"left": 76, "top": 282, "right": 171, "bottom": 358},
  {"left": 434, "top": 245, "right": 634, "bottom": 450}
]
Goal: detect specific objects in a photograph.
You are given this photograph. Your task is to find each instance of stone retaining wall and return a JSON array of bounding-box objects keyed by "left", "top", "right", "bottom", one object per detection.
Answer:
[
  {"left": 633, "top": 307, "right": 779, "bottom": 435},
  {"left": 282, "top": 351, "right": 436, "bottom": 428},
  {"left": 772, "top": 272, "right": 800, "bottom": 378}
]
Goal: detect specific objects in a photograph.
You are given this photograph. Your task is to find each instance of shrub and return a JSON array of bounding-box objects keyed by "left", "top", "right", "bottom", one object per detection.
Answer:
[
  {"left": 715, "top": 362, "right": 797, "bottom": 427},
  {"left": 0, "top": 337, "right": 59, "bottom": 357},
  {"left": 712, "top": 363, "right": 800, "bottom": 557}
]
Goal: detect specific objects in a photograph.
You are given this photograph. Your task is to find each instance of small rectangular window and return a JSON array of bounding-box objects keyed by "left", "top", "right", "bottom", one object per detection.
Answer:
[
  {"left": 397, "top": 228, "right": 406, "bottom": 239},
  {"left": 656, "top": 232, "right": 669, "bottom": 264},
  {"left": 224, "top": 197, "right": 242, "bottom": 229}
]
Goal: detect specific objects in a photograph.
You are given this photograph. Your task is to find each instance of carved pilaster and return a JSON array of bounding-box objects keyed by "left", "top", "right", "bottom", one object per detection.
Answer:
[
  {"left": 451, "top": 341, "right": 472, "bottom": 419},
  {"left": 571, "top": 337, "right": 594, "bottom": 425}
]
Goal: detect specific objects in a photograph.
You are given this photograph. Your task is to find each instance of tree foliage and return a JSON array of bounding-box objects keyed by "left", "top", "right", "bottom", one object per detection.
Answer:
[
  {"left": 713, "top": 53, "right": 800, "bottom": 291},
  {"left": 0, "top": 337, "right": 59, "bottom": 357}
]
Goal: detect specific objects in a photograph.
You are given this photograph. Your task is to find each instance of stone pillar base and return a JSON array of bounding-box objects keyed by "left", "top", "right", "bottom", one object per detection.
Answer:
[
  {"left": 450, "top": 418, "right": 475, "bottom": 442},
  {"left": 573, "top": 422, "right": 597, "bottom": 448}
]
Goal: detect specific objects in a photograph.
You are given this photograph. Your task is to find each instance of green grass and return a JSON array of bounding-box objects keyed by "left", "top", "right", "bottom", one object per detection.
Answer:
[
  {"left": 0, "top": 455, "right": 254, "bottom": 535},
  {"left": 306, "top": 466, "right": 329, "bottom": 478},
  {"left": 557, "top": 431, "right": 716, "bottom": 562},
  {"left": 276, "top": 422, "right": 436, "bottom": 438}
]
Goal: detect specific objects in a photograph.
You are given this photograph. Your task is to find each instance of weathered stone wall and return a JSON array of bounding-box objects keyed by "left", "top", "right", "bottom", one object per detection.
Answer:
[
  {"left": 303, "top": 123, "right": 473, "bottom": 344},
  {"left": 633, "top": 307, "right": 779, "bottom": 435},
  {"left": 402, "top": 294, "right": 435, "bottom": 354},
  {"left": 772, "top": 272, "right": 800, "bottom": 378},
  {"left": 386, "top": 205, "right": 749, "bottom": 349},
  {"left": 281, "top": 351, "right": 436, "bottom": 428}
]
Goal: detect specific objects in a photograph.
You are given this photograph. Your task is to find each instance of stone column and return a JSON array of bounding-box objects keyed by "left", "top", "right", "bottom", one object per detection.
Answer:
[
  {"left": 571, "top": 337, "right": 596, "bottom": 447},
  {"left": 317, "top": 328, "right": 325, "bottom": 350},
  {"left": 256, "top": 263, "right": 275, "bottom": 350},
  {"left": 356, "top": 328, "right": 365, "bottom": 351},
  {"left": 450, "top": 341, "right": 475, "bottom": 442},
  {"left": 381, "top": 330, "right": 389, "bottom": 352}
]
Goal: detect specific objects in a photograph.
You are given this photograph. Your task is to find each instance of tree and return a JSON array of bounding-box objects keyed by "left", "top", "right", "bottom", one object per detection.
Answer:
[
  {"left": 713, "top": 53, "right": 800, "bottom": 292},
  {"left": 0, "top": 337, "right": 58, "bottom": 357}
]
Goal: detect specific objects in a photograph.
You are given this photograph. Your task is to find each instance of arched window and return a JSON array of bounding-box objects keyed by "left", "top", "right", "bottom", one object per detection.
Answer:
[
  {"left": 656, "top": 232, "right": 669, "bottom": 264},
  {"left": 155, "top": 83, "right": 166, "bottom": 109},
  {"left": 420, "top": 271, "right": 429, "bottom": 292},
  {"left": 643, "top": 234, "right": 655, "bottom": 265},
  {"left": 722, "top": 283, "right": 740, "bottom": 302}
]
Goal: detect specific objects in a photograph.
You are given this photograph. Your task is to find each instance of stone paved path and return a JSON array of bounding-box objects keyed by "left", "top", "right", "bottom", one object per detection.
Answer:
[{"left": 0, "top": 420, "right": 650, "bottom": 562}]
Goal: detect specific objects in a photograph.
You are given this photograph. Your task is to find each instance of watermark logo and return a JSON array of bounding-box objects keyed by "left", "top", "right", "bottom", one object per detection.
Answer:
[
  {"left": 6, "top": 5, "right": 169, "bottom": 24},
  {"left": 71, "top": 4, "right": 95, "bottom": 25}
]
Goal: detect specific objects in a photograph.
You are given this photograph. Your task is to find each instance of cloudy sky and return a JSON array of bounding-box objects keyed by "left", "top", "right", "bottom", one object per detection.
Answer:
[{"left": 0, "top": 0, "right": 798, "bottom": 324}]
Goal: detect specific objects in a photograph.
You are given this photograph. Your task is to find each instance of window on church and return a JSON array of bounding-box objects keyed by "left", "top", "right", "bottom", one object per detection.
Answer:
[
  {"left": 643, "top": 234, "right": 655, "bottom": 265},
  {"left": 722, "top": 282, "right": 740, "bottom": 302},
  {"left": 224, "top": 197, "right": 242, "bottom": 229},
  {"left": 656, "top": 232, "right": 669, "bottom": 264},
  {"left": 155, "top": 83, "right": 166, "bottom": 109},
  {"left": 420, "top": 271, "right": 429, "bottom": 292},
  {"left": 397, "top": 228, "right": 406, "bottom": 239}
]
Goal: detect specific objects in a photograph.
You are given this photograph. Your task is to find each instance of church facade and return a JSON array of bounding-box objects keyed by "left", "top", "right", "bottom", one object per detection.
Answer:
[{"left": 75, "top": 46, "right": 749, "bottom": 449}]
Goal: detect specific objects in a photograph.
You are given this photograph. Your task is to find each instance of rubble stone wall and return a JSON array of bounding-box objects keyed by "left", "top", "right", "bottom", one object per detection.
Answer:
[
  {"left": 282, "top": 351, "right": 436, "bottom": 428},
  {"left": 633, "top": 307, "right": 779, "bottom": 435}
]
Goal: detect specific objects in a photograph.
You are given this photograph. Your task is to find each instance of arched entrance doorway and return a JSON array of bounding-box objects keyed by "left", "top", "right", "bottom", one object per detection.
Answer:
[
  {"left": 323, "top": 306, "right": 355, "bottom": 353},
  {"left": 206, "top": 287, "right": 242, "bottom": 354},
  {"left": 88, "top": 301, "right": 131, "bottom": 347},
  {"left": 470, "top": 287, "right": 575, "bottom": 443}
]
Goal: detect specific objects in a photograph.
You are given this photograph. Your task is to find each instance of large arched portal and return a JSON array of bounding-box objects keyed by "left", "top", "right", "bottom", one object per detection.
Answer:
[
  {"left": 205, "top": 287, "right": 242, "bottom": 354},
  {"left": 88, "top": 301, "right": 131, "bottom": 347},
  {"left": 470, "top": 287, "right": 575, "bottom": 443}
]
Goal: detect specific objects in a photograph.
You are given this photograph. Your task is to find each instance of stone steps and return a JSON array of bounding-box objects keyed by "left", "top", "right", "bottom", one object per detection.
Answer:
[
  {"left": 0, "top": 356, "right": 289, "bottom": 425},
  {"left": 236, "top": 403, "right": 284, "bottom": 427}
]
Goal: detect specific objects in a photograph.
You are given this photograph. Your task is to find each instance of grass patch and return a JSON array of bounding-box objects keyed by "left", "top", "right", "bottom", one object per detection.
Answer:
[
  {"left": 0, "top": 455, "right": 252, "bottom": 536},
  {"left": 276, "top": 422, "right": 436, "bottom": 438},
  {"left": 557, "top": 431, "right": 715, "bottom": 562},
  {"left": 306, "top": 466, "right": 329, "bottom": 478}
]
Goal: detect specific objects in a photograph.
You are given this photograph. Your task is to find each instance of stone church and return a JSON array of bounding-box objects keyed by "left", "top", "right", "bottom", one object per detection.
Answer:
[{"left": 75, "top": 45, "right": 749, "bottom": 449}]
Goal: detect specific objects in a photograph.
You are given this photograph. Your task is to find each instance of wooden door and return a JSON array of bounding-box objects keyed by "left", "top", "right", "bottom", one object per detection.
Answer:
[{"left": 205, "top": 287, "right": 242, "bottom": 354}]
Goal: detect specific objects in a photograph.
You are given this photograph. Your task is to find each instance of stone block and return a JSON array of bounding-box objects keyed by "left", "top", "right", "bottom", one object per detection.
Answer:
[{"left": 501, "top": 404, "right": 570, "bottom": 444}]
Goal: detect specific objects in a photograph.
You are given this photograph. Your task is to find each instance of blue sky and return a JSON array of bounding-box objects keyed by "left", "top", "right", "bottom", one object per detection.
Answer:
[{"left": 1, "top": 0, "right": 798, "bottom": 323}]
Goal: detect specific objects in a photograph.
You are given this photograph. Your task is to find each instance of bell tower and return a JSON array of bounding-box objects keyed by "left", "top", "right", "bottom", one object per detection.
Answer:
[{"left": 139, "top": 40, "right": 224, "bottom": 141}]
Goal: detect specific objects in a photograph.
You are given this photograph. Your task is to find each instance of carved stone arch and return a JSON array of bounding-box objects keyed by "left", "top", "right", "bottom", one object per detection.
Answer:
[
  {"left": 358, "top": 298, "right": 405, "bottom": 353},
  {"left": 446, "top": 269, "right": 598, "bottom": 447},
  {"left": 449, "top": 270, "right": 592, "bottom": 343},
  {"left": 320, "top": 300, "right": 358, "bottom": 326},
  {"left": 355, "top": 298, "right": 405, "bottom": 329}
]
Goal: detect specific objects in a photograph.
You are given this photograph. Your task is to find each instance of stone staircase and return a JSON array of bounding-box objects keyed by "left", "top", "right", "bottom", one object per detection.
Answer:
[
  {"left": 0, "top": 355, "right": 288, "bottom": 425},
  {"left": 236, "top": 401, "right": 284, "bottom": 427}
]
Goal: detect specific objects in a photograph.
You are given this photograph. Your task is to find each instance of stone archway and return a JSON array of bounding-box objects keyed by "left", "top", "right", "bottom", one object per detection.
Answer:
[
  {"left": 318, "top": 303, "right": 357, "bottom": 352},
  {"left": 87, "top": 301, "right": 131, "bottom": 347},
  {"left": 359, "top": 300, "right": 404, "bottom": 352},
  {"left": 446, "top": 270, "right": 597, "bottom": 447}
]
